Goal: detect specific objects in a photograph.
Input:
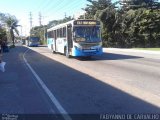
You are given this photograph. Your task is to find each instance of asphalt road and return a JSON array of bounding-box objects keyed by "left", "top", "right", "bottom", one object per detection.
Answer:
[{"left": 0, "top": 45, "right": 160, "bottom": 120}]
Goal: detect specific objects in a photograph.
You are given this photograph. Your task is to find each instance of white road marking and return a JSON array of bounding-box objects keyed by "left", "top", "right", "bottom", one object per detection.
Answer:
[{"left": 23, "top": 49, "right": 72, "bottom": 120}]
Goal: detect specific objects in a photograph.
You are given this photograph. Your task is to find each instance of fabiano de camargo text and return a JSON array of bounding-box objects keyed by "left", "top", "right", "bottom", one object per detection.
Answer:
[{"left": 100, "top": 114, "right": 160, "bottom": 120}]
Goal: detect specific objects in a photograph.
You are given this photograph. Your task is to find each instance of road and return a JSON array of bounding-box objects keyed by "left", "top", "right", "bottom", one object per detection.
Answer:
[{"left": 0, "top": 45, "right": 160, "bottom": 120}]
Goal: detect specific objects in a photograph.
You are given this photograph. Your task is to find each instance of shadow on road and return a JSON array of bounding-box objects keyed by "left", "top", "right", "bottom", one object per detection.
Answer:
[
  {"left": 25, "top": 46, "right": 159, "bottom": 111},
  {"left": 1, "top": 46, "right": 159, "bottom": 120},
  {"left": 75, "top": 53, "right": 143, "bottom": 61},
  {"left": 98, "top": 53, "right": 143, "bottom": 60}
]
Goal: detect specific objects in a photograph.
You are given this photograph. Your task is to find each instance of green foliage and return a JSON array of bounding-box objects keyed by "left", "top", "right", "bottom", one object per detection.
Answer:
[
  {"left": 83, "top": 0, "right": 112, "bottom": 19},
  {"left": 31, "top": 16, "right": 74, "bottom": 45},
  {"left": 47, "top": 16, "right": 73, "bottom": 28},
  {"left": 0, "top": 13, "right": 20, "bottom": 46},
  {"left": 30, "top": 0, "right": 160, "bottom": 48},
  {"left": 0, "top": 27, "right": 7, "bottom": 44},
  {"left": 82, "top": 0, "right": 160, "bottom": 48},
  {"left": 30, "top": 25, "right": 47, "bottom": 45}
]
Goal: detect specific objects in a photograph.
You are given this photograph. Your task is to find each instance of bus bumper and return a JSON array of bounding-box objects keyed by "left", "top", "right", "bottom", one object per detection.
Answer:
[{"left": 72, "top": 48, "right": 103, "bottom": 57}]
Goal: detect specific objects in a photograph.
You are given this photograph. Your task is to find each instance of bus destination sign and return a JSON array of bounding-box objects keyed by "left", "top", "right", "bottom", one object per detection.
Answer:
[{"left": 74, "top": 20, "right": 100, "bottom": 25}]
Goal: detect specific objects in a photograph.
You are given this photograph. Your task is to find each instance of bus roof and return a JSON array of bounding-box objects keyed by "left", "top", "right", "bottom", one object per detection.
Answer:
[
  {"left": 47, "top": 20, "right": 74, "bottom": 32},
  {"left": 47, "top": 19, "right": 100, "bottom": 32}
]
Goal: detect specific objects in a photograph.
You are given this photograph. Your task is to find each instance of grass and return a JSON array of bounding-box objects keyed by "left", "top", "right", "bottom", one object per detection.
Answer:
[{"left": 133, "top": 48, "right": 160, "bottom": 51}]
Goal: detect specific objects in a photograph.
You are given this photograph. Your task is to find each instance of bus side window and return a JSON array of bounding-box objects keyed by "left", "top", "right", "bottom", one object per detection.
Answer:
[
  {"left": 63, "top": 27, "right": 66, "bottom": 37},
  {"left": 60, "top": 28, "right": 63, "bottom": 38},
  {"left": 51, "top": 31, "right": 54, "bottom": 38},
  {"left": 54, "top": 30, "right": 57, "bottom": 40},
  {"left": 47, "top": 32, "right": 49, "bottom": 38},
  {"left": 48, "top": 31, "right": 51, "bottom": 38},
  {"left": 57, "top": 29, "right": 60, "bottom": 38}
]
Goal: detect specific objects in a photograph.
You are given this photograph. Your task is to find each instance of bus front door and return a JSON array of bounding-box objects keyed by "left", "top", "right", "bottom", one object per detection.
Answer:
[
  {"left": 66, "top": 24, "right": 73, "bottom": 57},
  {"left": 54, "top": 30, "right": 57, "bottom": 52}
]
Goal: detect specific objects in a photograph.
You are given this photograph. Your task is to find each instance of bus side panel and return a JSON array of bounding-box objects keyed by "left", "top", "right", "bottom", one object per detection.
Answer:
[
  {"left": 56, "top": 38, "right": 67, "bottom": 54},
  {"left": 47, "top": 38, "right": 54, "bottom": 50}
]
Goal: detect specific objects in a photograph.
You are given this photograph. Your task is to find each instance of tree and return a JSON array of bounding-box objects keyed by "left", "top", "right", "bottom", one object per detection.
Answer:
[
  {"left": 0, "top": 26, "right": 7, "bottom": 44},
  {"left": 48, "top": 20, "right": 59, "bottom": 28},
  {"left": 0, "top": 14, "right": 20, "bottom": 46},
  {"left": 120, "top": 0, "right": 160, "bottom": 47},
  {"left": 121, "top": 0, "right": 160, "bottom": 10},
  {"left": 48, "top": 16, "right": 73, "bottom": 28},
  {"left": 93, "top": 1, "right": 126, "bottom": 47},
  {"left": 83, "top": 0, "right": 112, "bottom": 19},
  {"left": 30, "top": 25, "right": 47, "bottom": 45},
  {"left": 0, "top": 13, "right": 7, "bottom": 44}
]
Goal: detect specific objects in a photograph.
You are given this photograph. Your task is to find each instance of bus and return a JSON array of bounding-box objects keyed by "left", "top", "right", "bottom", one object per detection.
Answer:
[
  {"left": 47, "top": 19, "right": 103, "bottom": 58},
  {"left": 26, "top": 36, "right": 40, "bottom": 47}
]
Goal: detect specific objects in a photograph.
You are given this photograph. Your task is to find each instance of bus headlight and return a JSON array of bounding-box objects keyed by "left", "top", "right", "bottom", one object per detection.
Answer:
[{"left": 75, "top": 38, "right": 85, "bottom": 42}]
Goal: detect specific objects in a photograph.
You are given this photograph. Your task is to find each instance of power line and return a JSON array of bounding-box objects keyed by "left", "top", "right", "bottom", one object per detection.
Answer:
[
  {"left": 42, "top": 0, "right": 65, "bottom": 16},
  {"left": 29, "top": 0, "right": 86, "bottom": 27},
  {"left": 44, "top": 0, "right": 82, "bottom": 20},
  {"left": 37, "top": 0, "right": 53, "bottom": 13}
]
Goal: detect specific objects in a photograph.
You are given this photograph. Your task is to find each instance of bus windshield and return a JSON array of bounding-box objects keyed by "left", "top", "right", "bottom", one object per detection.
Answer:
[{"left": 74, "top": 26, "right": 101, "bottom": 43}]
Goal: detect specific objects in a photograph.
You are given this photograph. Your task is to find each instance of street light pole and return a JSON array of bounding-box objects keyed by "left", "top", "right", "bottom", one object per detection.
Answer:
[
  {"left": 43, "top": 16, "right": 47, "bottom": 45},
  {"left": 43, "top": 26, "right": 46, "bottom": 45},
  {"left": 20, "top": 26, "right": 23, "bottom": 42}
]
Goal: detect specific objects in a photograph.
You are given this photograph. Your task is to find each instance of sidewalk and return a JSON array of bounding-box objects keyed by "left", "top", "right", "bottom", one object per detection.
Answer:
[{"left": 103, "top": 48, "right": 160, "bottom": 60}]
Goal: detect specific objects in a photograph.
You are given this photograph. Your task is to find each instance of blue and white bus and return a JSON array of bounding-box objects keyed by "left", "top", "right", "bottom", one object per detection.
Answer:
[
  {"left": 26, "top": 36, "right": 40, "bottom": 47},
  {"left": 47, "top": 19, "right": 103, "bottom": 58}
]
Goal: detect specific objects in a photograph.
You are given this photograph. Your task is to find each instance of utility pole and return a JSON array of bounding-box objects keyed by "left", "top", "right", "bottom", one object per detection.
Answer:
[
  {"left": 42, "top": 16, "right": 46, "bottom": 45},
  {"left": 29, "top": 12, "right": 33, "bottom": 30},
  {"left": 28, "top": 12, "right": 33, "bottom": 46},
  {"left": 64, "top": 12, "right": 67, "bottom": 18},
  {"left": 39, "top": 12, "right": 42, "bottom": 26}
]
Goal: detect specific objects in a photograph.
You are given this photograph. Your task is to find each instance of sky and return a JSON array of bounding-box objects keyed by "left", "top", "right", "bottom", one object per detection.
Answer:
[{"left": 0, "top": 0, "right": 121, "bottom": 35}]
